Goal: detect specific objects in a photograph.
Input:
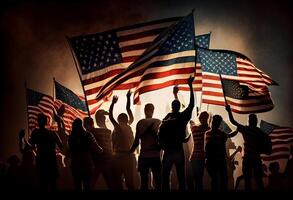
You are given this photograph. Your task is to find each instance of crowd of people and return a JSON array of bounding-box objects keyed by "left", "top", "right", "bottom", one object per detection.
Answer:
[{"left": 1, "top": 76, "right": 293, "bottom": 192}]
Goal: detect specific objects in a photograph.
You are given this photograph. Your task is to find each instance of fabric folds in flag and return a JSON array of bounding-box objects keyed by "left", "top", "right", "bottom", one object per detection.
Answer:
[
  {"left": 54, "top": 80, "right": 89, "bottom": 134},
  {"left": 260, "top": 120, "right": 293, "bottom": 163},
  {"left": 68, "top": 17, "right": 181, "bottom": 114},
  {"left": 198, "top": 48, "right": 275, "bottom": 114},
  {"left": 26, "top": 89, "right": 55, "bottom": 132},
  {"left": 97, "top": 13, "right": 197, "bottom": 104}
]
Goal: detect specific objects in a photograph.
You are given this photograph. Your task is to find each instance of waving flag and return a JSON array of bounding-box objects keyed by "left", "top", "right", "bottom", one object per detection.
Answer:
[
  {"left": 97, "top": 13, "right": 196, "bottom": 104},
  {"left": 26, "top": 88, "right": 55, "bottom": 132},
  {"left": 178, "top": 33, "right": 211, "bottom": 92},
  {"left": 198, "top": 48, "right": 276, "bottom": 114},
  {"left": 260, "top": 120, "right": 293, "bottom": 163},
  {"left": 68, "top": 17, "right": 181, "bottom": 114},
  {"left": 54, "top": 80, "right": 89, "bottom": 134}
]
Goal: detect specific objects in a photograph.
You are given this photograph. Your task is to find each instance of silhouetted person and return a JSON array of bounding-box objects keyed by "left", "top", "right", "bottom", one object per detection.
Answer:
[
  {"left": 205, "top": 115, "right": 238, "bottom": 191},
  {"left": 6, "top": 155, "right": 21, "bottom": 190},
  {"left": 226, "top": 105, "right": 265, "bottom": 190},
  {"left": 130, "top": 103, "right": 162, "bottom": 191},
  {"left": 18, "top": 129, "right": 37, "bottom": 191},
  {"left": 284, "top": 146, "right": 293, "bottom": 189},
  {"left": 161, "top": 76, "right": 194, "bottom": 191},
  {"left": 110, "top": 91, "right": 136, "bottom": 190},
  {"left": 84, "top": 114, "right": 118, "bottom": 190},
  {"left": 68, "top": 118, "right": 103, "bottom": 191},
  {"left": 190, "top": 111, "right": 209, "bottom": 191},
  {"left": 267, "top": 162, "right": 284, "bottom": 190},
  {"left": 29, "top": 113, "right": 63, "bottom": 192}
]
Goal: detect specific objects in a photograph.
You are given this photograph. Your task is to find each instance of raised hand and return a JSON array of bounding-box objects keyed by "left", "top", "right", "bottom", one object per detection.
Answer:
[
  {"left": 173, "top": 85, "right": 179, "bottom": 96},
  {"left": 126, "top": 90, "right": 132, "bottom": 98},
  {"left": 112, "top": 95, "right": 118, "bottom": 104},
  {"left": 187, "top": 75, "right": 195, "bottom": 87}
]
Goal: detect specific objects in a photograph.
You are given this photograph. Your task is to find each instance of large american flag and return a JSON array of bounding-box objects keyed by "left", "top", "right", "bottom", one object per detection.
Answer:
[
  {"left": 178, "top": 33, "right": 210, "bottom": 92},
  {"left": 198, "top": 48, "right": 276, "bottom": 114},
  {"left": 68, "top": 17, "right": 181, "bottom": 115},
  {"left": 54, "top": 80, "right": 89, "bottom": 134},
  {"left": 97, "top": 13, "right": 196, "bottom": 104},
  {"left": 260, "top": 120, "right": 293, "bottom": 164},
  {"left": 26, "top": 88, "right": 55, "bottom": 132}
]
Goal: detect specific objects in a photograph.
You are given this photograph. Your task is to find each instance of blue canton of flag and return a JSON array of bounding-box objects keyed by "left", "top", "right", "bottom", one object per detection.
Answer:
[
  {"left": 260, "top": 120, "right": 279, "bottom": 135},
  {"left": 55, "top": 81, "right": 88, "bottom": 112},
  {"left": 157, "top": 14, "right": 195, "bottom": 55},
  {"left": 195, "top": 33, "right": 210, "bottom": 49},
  {"left": 54, "top": 80, "right": 89, "bottom": 134},
  {"left": 197, "top": 48, "right": 237, "bottom": 75},
  {"left": 71, "top": 32, "right": 122, "bottom": 74},
  {"left": 96, "top": 13, "right": 197, "bottom": 104}
]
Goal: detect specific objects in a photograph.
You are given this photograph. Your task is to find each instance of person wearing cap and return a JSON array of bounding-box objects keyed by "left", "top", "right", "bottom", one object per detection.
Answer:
[{"left": 83, "top": 110, "right": 118, "bottom": 190}]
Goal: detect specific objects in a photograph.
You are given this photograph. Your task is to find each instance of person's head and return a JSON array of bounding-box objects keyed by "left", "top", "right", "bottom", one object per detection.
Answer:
[
  {"left": 144, "top": 103, "right": 154, "bottom": 118},
  {"left": 37, "top": 113, "right": 47, "bottom": 129},
  {"left": 95, "top": 109, "right": 109, "bottom": 127},
  {"left": 211, "top": 115, "right": 222, "bottom": 130},
  {"left": 83, "top": 117, "right": 94, "bottom": 130},
  {"left": 248, "top": 113, "right": 258, "bottom": 127},
  {"left": 118, "top": 113, "right": 128, "bottom": 124},
  {"left": 171, "top": 100, "right": 181, "bottom": 113},
  {"left": 71, "top": 118, "right": 84, "bottom": 135},
  {"left": 199, "top": 111, "right": 209, "bottom": 125},
  {"left": 269, "top": 162, "right": 280, "bottom": 174}
]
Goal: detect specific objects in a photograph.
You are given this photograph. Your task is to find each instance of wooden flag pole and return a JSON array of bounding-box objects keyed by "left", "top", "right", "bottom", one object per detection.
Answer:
[{"left": 65, "top": 36, "right": 91, "bottom": 117}]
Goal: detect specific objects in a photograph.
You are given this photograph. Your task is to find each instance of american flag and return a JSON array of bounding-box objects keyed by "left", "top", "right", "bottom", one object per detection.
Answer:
[
  {"left": 54, "top": 80, "right": 89, "bottom": 134},
  {"left": 97, "top": 13, "right": 196, "bottom": 104},
  {"left": 68, "top": 17, "right": 181, "bottom": 115},
  {"left": 260, "top": 120, "right": 293, "bottom": 163},
  {"left": 178, "top": 33, "right": 210, "bottom": 92},
  {"left": 198, "top": 48, "right": 276, "bottom": 114},
  {"left": 26, "top": 88, "right": 55, "bottom": 132}
]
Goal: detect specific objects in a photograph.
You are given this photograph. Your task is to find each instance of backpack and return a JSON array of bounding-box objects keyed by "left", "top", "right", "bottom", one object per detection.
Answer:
[
  {"left": 256, "top": 128, "right": 272, "bottom": 155},
  {"left": 157, "top": 115, "right": 186, "bottom": 150}
]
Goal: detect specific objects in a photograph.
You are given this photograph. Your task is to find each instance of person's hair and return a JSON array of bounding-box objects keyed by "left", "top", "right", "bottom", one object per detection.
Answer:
[
  {"left": 248, "top": 113, "right": 258, "bottom": 127},
  {"left": 171, "top": 100, "right": 180, "bottom": 112},
  {"left": 212, "top": 115, "right": 222, "bottom": 129},
  {"left": 37, "top": 113, "right": 47, "bottom": 128},
  {"left": 71, "top": 118, "right": 84, "bottom": 136},
  {"left": 118, "top": 113, "right": 128, "bottom": 124},
  {"left": 145, "top": 103, "right": 154, "bottom": 113},
  {"left": 83, "top": 117, "right": 94, "bottom": 128},
  {"left": 199, "top": 111, "right": 209, "bottom": 125}
]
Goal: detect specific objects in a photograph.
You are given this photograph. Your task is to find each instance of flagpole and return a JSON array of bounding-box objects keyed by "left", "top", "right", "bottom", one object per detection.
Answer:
[
  {"left": 219, "top": 73, "right": 228, "bottom": 106},
  {"left": 191, "top": 8, "right": 199, "bottom": 116},
  {"left": 65, "top": 36, "right": 91, "bottom": 117}
]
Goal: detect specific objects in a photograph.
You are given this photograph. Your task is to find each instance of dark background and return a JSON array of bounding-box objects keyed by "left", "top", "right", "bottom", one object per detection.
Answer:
[{"left": 0, "top": 0, "right": 292, "bottom": 159}]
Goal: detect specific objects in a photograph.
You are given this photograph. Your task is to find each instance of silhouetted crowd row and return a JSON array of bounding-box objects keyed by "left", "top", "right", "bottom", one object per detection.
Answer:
[{"left": 1, "top": 77, "right": 293, "bottom": 192}]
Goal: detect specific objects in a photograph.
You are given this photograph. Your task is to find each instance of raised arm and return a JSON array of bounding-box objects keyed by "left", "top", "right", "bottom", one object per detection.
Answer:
[
  {"left": 225, "top": 105, "right": 240, "bottom": 127},
  {"left": 54, "top": 108, "right": 68, "bottom": 153},
  {"left": 183, "top": 76, "right": 195, "bottom": 114},
  {"left": 109, "top": 95, "right": 119, "bottom": 128},
  {"left": 228, "top": 128, "right": 239, "bottom": 138},
  {"left": 129, "top": 132, "right": 140, "bottom": 153},
  {"left": 126, "top": 90, "right": 134, "bottom": 125},
  {"left": 173, "top": 85, "right": 179, "bottom": 100}
]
